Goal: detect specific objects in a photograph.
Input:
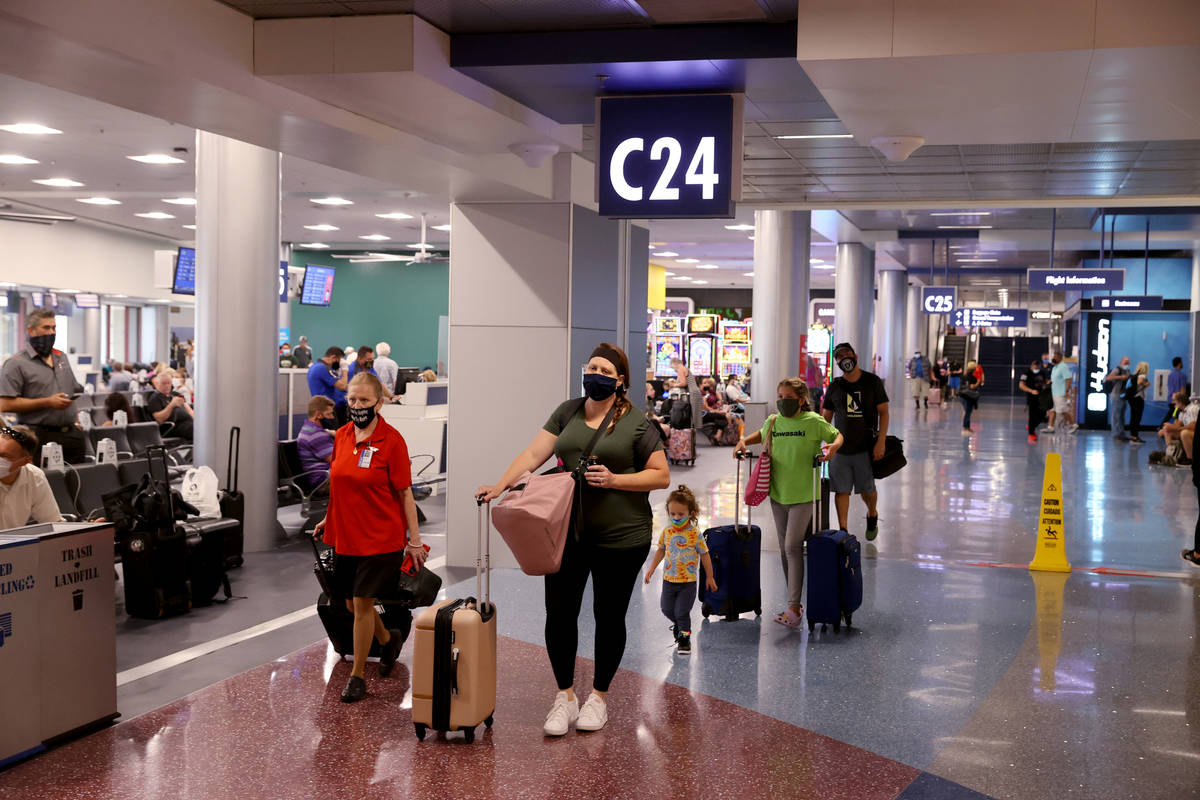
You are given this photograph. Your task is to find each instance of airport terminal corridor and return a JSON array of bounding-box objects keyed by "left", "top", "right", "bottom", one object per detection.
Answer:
[{"left": 2, "top": 400, "right": 1197, "bottom": 800}]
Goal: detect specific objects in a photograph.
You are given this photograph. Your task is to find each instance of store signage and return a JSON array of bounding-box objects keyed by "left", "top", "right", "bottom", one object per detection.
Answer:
[
  {"left": 1085, "top": 312, "right": 1112, "bottom": 427},
  {"left": 811, "top": 301, "right": 835, "bottom": 322},
  {"left": 597, "top": 94, "right": 740, "bottom": 219},
  {"left": 279, "top": 327, "right": 290, "bottom": 346},
  {"left": 1031, "top": 311, "right": 1063, "bottom": 320},
  {"left": 1093, "top": 295, "right": 1163, "bottom": 311},
  {"left": 921, "top": 286, "right": 956, "bottom": 314},
  {"left": 951, "top": 308, "right": 1028, "bottom": 328},
  {"left": 1027, "top": 268, "right": 1124, "bottom": 291}
]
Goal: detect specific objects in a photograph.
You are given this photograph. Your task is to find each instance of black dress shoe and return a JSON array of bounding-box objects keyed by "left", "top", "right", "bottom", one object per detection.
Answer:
[
  {"left": 378, "top": 627, "right": 406, "bottom": 677},
  {"left": 341, "top": 675, "right": 367, "bottom": 703}
]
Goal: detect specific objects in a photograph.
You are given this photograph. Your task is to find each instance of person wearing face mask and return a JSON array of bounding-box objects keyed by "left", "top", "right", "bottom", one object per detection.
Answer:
[
  {"left": 1018, "top": 360, "right": 1051, "bottom": 443},
  {"left": 477, "top": 343, "right": 671, "bottom": 736},
  {"left": 643, "top": 484, "right": 716, "bottom": 655},
  {"left": 147, "top": 370, "right": 194, "bottom": 441},
  {"left": 0, "top": 425, "right": 63, "bottom": 530},
  {"left": 906, "top": 351, "right": 931, "bottom": 409},
  {"left": 735, "top": 378, "right": 842, "bottom": 627},
  {"left": 347, "top": 346, "right": 393, "bottom": 400},
  {"left": 297, "top": 395, "right": 337, "bottom": 491},
  {"left": 291, "top": 335, "right": 313, "bottom": 369},
  {"left": 820, "top": 343, "right": 889, "bottom": 540},
  {"left": 313, "top": 372, "right": 424, "bottom": 703},
  {"left": 307, "top": 347, "right": 350, "bottom": 427},
  {"left": 1105, "top": 356, "right": 1133, "bottom": 441},
  {"left": 279, "top": 342, "right": 294, "bottom": 369},
  {"left": 0, "top": 308, "right": 86, "bottom": 464},
  {"left": 1046, "top": 352, "right": 1078, "bottom": 435}
]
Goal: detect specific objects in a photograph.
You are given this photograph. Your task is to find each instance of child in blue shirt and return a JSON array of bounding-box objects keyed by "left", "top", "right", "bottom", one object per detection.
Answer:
[{"left": 644, "top": 484, "right": 716, "bottom": 654}]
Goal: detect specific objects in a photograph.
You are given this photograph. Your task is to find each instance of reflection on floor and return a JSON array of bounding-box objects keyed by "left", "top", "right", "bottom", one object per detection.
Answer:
[{"left": 3, "top": 400, "right": 1198, "bottom": 800}]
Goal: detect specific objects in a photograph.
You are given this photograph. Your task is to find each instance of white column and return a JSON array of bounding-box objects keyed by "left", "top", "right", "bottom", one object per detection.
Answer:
[
  {"left": 751, "top": 209, "right": 811, "bottom": 400},
  {"left": 876, "top": 267, "right": 907, "bottom": 401},
  {"left": 156, "top": 306, "right": 169, "bottom": 364},
  {"left": 82, "top": 307, "right": 101, "bottom": 366},
  {"left": 834, "top": 242, "right": 875, "bottom": 371},
  {"left": 194, "top": 131, "right": 281, "bottom": 553},
  {"left": 1191, "top": 242, "right": 1200, "bottom": 397},
  {"left": 279, "top": 242, "right": 292, "bottom": 344},
  {"left": 904, "top": 281, "right": 922, "bottom": 358}
]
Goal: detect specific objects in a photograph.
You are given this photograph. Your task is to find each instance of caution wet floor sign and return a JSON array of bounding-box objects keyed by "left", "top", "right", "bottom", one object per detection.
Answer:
[{"left": 1029, "top": 452, "right": 1071, "bottom": 573}]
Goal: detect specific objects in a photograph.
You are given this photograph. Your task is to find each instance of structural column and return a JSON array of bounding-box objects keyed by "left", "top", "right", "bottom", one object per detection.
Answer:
[
  {"left": 81, "top": 307, "right": 101, "bottom": 366},
  {"left": 834, "top": 242, "right": 875, "bottom": 372},
  {"left": 1191, "top": 242, "right": 1200, "bottom": 398},
  {"left": 751, "top": 209, "right": 811, "bottom": 400},
  {"left": 875, "top": 267, "right": 907, "bottom": 401},
  {"left": 904, "top": 281, "right": 922, "bottom": 359},
  {"left": 194, "top": 131, "right": 281, "bottom": 553}
]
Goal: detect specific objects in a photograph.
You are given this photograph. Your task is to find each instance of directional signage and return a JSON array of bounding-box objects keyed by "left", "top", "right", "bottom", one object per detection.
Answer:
[
  {"left": 921, "top": 286, "right": 957, "bottom": 314},
  {"left": 598, "top": 94, "right": 741, "bottom": 219},
  {"left": 1027, "top": 268, "right": 1125, "bottom": 291},
  {"left": 1093, "top": 295, "right": 1163, "bottom": 311},
  {"left": 952, "top": 308, "right": 1028, "bottom": 328}
]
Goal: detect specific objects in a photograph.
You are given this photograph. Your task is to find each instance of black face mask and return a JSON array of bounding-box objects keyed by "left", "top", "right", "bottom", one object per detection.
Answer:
[
  {"left": 777, "top": 398, "right": 802, "bottom": 417},
  {"left": 29, "top": 333, "right": 55, "bottom": 358},
  {"left": 348, "top": 405, "right": 377, "bottom": 429},
  {"left": 329, "top": 360, "right": 341, "bottom": 372},
  {"left": 583, "top": 373, "right": 619, "bottom": 401},
  {"left": 838, "top": 356, "right": 857, "bottom": 373},
  {"left": 321, "top": 416, "right": 338, "bottom": 431},
  {"left": 362, "top": 361, "right": 374, "bottom": 371}
]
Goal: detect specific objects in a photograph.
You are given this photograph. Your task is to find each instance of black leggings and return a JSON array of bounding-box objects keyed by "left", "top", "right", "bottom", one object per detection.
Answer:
[
  {"left": 1128, "top": 397, "right": 1145, "bottom": 438},
  {"left": 1027, "top": 401, "right": 1045, "bottom": 434},
  {"left": 1194, "top": 481, "right": 1200, "bottom": 552},
  {"left": 544, "top": 535, "right": 649, "bottom": 693}
]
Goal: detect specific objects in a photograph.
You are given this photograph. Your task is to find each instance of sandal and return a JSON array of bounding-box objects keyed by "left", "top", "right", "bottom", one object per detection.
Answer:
[
  {"left": 773, "top": 608, "right": 803, "bottom": 628},
  {"left": 1183, "top": 549, "right": 1200, "bottom": 567}
]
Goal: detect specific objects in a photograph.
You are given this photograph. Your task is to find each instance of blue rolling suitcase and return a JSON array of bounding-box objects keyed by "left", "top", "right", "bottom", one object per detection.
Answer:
[
  {"left": 805, "top": 459, "right": 863, "bottom": 633},
  {"left": 699, "top": 455, "right": 762, "bottom": 621}
]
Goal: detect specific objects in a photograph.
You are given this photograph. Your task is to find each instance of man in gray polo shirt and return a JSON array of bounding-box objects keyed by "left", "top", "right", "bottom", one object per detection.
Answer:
[{"left": 0, "top": 308, "right": 86, "bottom": 464}]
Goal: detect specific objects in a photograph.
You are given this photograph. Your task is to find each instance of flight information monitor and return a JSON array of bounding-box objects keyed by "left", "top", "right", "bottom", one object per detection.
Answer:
[
  {"left": 173, "top": 247, "right": 196, "bottom": 295},
  {"left": 300, "top": 265, "right": 336, "bottom": 307}
]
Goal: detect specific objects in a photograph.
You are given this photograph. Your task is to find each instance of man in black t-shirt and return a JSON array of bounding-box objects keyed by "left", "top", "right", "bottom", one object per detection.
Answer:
[
  {"left": 146, "top": 371, "right": 194, "bottom": 441},
  {"left": 821, "top": 342, "right": 890, "bottom": 541},
  {"left": 1018, "top": 361, "right": 1050, "bottom": 444}
]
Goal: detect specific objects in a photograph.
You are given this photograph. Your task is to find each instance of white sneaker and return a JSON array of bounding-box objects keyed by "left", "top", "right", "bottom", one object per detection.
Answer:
[
  {"left": 543, "top": 691, "right": 579, "bottom": 737},
  {"left": 575, "top": 693, "right": 608, "bottom": 732},
  {"left": 1043, "top": 426, "right": 1055, "bottom": 433},
  {"left": 1068, "top": 424, "right": 1079, "bottom": 434}
]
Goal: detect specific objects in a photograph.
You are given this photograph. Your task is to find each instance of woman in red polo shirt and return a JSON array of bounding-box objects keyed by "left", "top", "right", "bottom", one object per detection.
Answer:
[{"left": 314, "top": 372, "right": 427, "bottom": 703}]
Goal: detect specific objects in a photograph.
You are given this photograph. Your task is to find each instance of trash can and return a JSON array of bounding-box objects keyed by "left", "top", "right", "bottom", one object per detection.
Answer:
[{"left": 0, "top": 533, "right": 45, "bottom": 767}]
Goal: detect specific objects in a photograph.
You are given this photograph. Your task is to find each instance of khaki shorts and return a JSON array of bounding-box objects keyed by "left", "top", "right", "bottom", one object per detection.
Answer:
[
  {"left": 910, "top": 378, "right": 928, "bottom": 398},
  {"left": 1053, "top": 395, "right": 1072, "bottom": 415}
]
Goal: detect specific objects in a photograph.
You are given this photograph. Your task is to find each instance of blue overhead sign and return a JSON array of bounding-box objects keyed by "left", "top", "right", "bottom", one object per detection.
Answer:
[
  {"left": 952, "top": 308, "right": 1029, "bottom": 328},
  {"left": 921, "top": 286, "right": 957, "bottom": 314},
  {"left": 1093, "top": 295, "right": 1163, "bottom": 311},
  {"left": 597, "top": 94, "right": 740, "bottom": 219},
  {"left": 1027, "top": 268, "right": 1125, "bottom": 291}
]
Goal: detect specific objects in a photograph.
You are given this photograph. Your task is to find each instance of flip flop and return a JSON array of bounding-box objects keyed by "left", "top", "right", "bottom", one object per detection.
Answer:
[{"left": 773, "top": 608, "right": 803, "bottom": 628}]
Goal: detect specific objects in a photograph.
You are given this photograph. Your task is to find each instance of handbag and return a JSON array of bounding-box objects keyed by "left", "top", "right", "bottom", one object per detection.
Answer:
[
  {"left": 959, "top": 385, "right": 980, "bottom": 400},
  {"left": 871, "top": 435, "right": 907, "bottom": 479},
  {"left": 744, "top": 415, "right": 775, "bottom": 506},
  {"left": 395, "top": 546, "right": 443, "bottom": 608}
]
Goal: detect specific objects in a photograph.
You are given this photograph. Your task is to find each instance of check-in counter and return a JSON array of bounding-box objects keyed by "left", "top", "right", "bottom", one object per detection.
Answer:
[
  {"left": 0, "top": 522, "right": 118, "bottom": 767},
  {"left": 278, "top": 367, "right": 313, "bottom": 439},
  {"left": 380, "top": 381, "right": 447, "bottom": 475}
]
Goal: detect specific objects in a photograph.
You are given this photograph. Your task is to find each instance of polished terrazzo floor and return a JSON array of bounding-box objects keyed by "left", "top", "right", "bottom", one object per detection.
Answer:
[{"left": 2, "top": 400, "right": 1198, "bottom": 799}]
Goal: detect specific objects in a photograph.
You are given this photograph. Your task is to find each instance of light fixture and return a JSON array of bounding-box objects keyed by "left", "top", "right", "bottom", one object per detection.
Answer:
[
  {"left": 937, "top": 225, "right": 993, "bottom": 229},
  {"left": 162, "top": 197, "right": 196, "bottom": 205},
  {"left": 664, "top": 272, "right": 675, "bottom": 276},
  {"left": 310, "top": 197, "right": 353, "bottom": 206},
  {"left": 775, "top": 133, "right": 854, "bottom": 140},
  {"left": 304, "top": 224, "right": 339, "bottom": 231},
  {"left": 813, "top": 263, "right": 836, "bottom": 270},
  {"left": 135, "top": 211, "right": 175, "bottom": 219},
  {"left": 810, "top": 258, "right": 824, "bottom": 264},
  {"left": 743, "top": 272, "right": 755, "bottom": 277},
  {"left": 359, "top": 234, "right": 390, "bottom": 241},
  {"left": 182, "top": 224, "right": 196, "bottom": 230},
  {"left": 692, "top": 280, "right": 709, "bottom": 285},
  {"left": 957, "top": 258, "right": 998, "bottom": 263},
  {"left": 748, "top": 236, "right": 755, "bottom": 241},
  {"left": 407, "top": 242, "right": 433, "bottom": 249},
  {"left": 652, "top": 251, "right": 679, "bottom": 258},
  {"left": 0, "top": 123, "right": 62, "bottom": 135},
  {"left": 127, "top": 153, "right": 185, "bottom": 165},
  {"left": 298, "top": 242, "right": 330, "bottom": 249},
  {"left": 676, "top": 258, "right": 700, "bottom": 264},
  {"left": 0, "top": 154, "right": 38, "bottom": 165},
  {"left": 696, "top": 264, "right": 719, "bottom": 270},
  {"left": 673, "top": 275, "right": 692, "bottom": 281},
  {"left": 33, "top": 177, "right": 84, "bottom": 187},
  {"left": 930, "top": 211, "right": 991, "bottom": 217},
  {"left": 724, "top": 224, "right": 755, "bottom": 231},
  {"left": 375, "top": 212, "right": 413, "bottom": 220},
  {"left": 431, "top": 224, "right": 451, "bottom": 232},
  {"left": 76, "top": 197, "right": 121, "bottom": 205}
]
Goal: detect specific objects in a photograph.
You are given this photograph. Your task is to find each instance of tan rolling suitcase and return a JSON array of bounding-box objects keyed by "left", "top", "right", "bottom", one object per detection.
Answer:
[{"left": 411, "top": 499, "right": 497, "bottom": 743}]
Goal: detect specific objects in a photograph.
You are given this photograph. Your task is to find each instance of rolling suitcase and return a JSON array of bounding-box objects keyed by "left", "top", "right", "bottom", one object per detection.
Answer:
[
  {"left": 121, "top": 446, "right": 191, "bottom": 619},
  {"left": 805, "top": 458, "right": 863, "bottom": 633},
  {"left": 411, "top": 498, "right": 497, "bottom": 743},
  {"left": 218, "top": 426, "right": 245, "bottom": 569},
  {"left": 699, "top": 454, "right": 762, "bottom": 621},
  {"left": 182, "top": 517, "right": 236, "bottom": 606},
  {"left": 310, "top": 536, "right": 413, "bottom": 658},
  {"left": 667, "top": 428, "right": 696, "bottom": 466}
]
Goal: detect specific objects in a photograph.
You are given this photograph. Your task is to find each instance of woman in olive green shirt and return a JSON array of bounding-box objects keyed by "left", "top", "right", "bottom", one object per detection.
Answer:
[{"left": 478, "top": 343, "right": 670, "bottom": 737}]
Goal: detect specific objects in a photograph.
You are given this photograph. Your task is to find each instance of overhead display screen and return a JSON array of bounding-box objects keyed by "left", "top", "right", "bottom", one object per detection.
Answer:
[
  {"left": 597, "top": 94, "right": 741, "bottom": 219},
  {"left": 74, "top": 293, "right": 100, "bottom": 309},
  {"left": 300, "top": 265, "right": 336, "bottom": 307},
  {"left": 173, "top": 247, "right": 196, "bottom": 295}
]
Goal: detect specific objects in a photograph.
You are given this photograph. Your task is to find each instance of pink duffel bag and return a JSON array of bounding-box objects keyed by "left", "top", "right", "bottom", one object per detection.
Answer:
[{"left": 491, "top": 470, "right": 576, "bottom": 575}]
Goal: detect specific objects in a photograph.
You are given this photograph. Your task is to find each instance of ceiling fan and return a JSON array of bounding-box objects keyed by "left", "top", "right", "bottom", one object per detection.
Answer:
[{"left": 328, "top": 213, "right": 449, "bottom": 264}]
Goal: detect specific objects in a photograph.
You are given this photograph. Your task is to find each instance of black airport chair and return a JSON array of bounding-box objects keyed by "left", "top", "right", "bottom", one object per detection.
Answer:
[
  {"left": 277, "top": 439, "right": 329, "bottom": 533},
  {"left": 88, "top": 427, "right": 134, "bottom": 460},
  {"left": 67, "top": 462, "right": 123, "bottom": 521},
  {"left": 75, "top": 393, "right": 95, "bottom": 409},
  {"left": 90, "top": 407, "right": 110, "bottom": 427},
  {"left": 45, "top": 468, "right": 80, "bottom": 520}
]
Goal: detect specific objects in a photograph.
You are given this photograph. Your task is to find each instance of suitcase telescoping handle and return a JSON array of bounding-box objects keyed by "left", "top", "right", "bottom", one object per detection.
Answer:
[
  {"left": 475, "top": 496, "right": 492, "bottom": 611},
  {"left": 226, "top": 426, "right": 240, "bottom": 493},
  {"left": 812, "top": 455, "right": 823, "bottom": 530},
  {"left": 734, "top": 451, "right": 751, "bottom": 535}
]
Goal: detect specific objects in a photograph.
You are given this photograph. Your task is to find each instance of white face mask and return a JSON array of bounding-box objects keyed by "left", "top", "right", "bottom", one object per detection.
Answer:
[
  {"left": 172, "top": 378, "right": 182, "bottom": 388},
  {"left": 0, "top": 456, "right": 17, "bottom": 478}
]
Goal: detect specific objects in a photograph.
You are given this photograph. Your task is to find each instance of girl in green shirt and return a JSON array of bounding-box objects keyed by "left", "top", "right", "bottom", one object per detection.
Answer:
[{"left": 735, "top": 378, "right": 842, "bottom": 628}]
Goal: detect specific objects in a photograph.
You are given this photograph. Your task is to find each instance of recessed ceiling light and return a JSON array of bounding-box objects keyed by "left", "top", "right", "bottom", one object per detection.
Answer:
[
  {"left": 774, "top": 134, "right": 854, "bottom": 140},
  {"left": 748, "top": 236, "right": 755, "bottom": 241},
  {"left": 653, "top": 251, "right": 679, "bottom": 258},
  {"left": 814, "top": 263, "right": 835, "bottom": 270},
  {"left": 162, "top": 197, "right": 196, "bottom": 205},
  {"left": 673, "top": 275, "right": 692, "bottom": 281},
  {"left": 431, "top": 224, "right": 451, "bottom": 232},
  {"left": 182, "top": 224, "right": 196, "bottom": 230},
  {"left": 298, "top": 242, "right": 330, "bottom": 249},
  {"left": 810, "top": 258, "right": 824, "bottom": 264},
  {"left": 957, "top": 258, "right": 998, "bottom": 263},
  {"left": 929, "top": 211, "right": 991, "bottom": 216},
  {"left": 664, "top": 272, "right": 675, "bottom": 276},
  {"left": 743, "top": 272, "right": 755, "bottom": 277},
  {"left": 76, "top": 197, "right": 121, "bottom": 205},
  {"left": 724, "top": 224, "right": 755, "bottom": 231},
  {"left": 937, "top": 225, "right": 993, "bottom": 229},
  {"left": 127, "top": 153, "right": 186, "bottom": 165},
  {"left": 692, "top": 280, "right": 708, "bottom": 285},
  {"left": 135, "top": 211, "right": 175, "bottom": 219},
  {"left": 33, "top": 177, "right": 84, "bottom": 187},
  {"left": 407, "top": 242, "right": 433, "bottom": 249},
  {"left": 304, "top": 224, "right": 339, "bottom": 231},
  {"left": 376, "top": 212, "right": 413, "bottom": 220},
  {"left": 0, "top": 154, "right": 38, "bottom": 165},
  {"left": 359, "top": 234, "right": 390, "bottom": 241},
  {"left": 311, "top": 197, "right": 353, "bottom": 206},
  {"left": 676, "top": 258, "right": 700, "bottom": 264},
  {"left": 0, "top": 123, "right": 62, "bottom": 135},
  {"left": 696, "top": 264, "right": 719, "bottom": 270}
]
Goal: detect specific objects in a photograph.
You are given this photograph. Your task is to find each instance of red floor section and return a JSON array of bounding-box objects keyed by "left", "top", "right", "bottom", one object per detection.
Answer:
[{"left": 0, "top": 636, "right": 920, "bottom": 800}]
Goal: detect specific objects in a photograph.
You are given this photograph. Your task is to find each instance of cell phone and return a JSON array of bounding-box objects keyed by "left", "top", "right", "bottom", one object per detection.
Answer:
[{"left": 69, "top": 392, "right": 82, "bottom": 399}]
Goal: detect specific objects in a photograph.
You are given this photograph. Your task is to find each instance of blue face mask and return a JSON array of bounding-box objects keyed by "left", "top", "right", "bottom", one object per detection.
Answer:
[
  {"left": 583, "top": 373, "right": 619, "bottom": 401},
  {"left": 669, "top": 515, "right": 690, "bottom": 529}
]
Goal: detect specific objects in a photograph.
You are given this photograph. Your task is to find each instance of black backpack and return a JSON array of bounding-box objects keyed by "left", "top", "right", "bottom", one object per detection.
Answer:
[{"left": 668, "top": 396, "right": 692, "bottom": 429}]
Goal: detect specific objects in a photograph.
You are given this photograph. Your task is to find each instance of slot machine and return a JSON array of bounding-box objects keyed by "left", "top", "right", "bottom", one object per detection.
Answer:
[
  {"left": 719, "top": 320, "right": 752, "bottom": 377},
  {"left": 652, "top": 316, "right": 685, "bottom": 377},
  {"left": 686, "top": 314, "right": 719, "bottom": 378}
]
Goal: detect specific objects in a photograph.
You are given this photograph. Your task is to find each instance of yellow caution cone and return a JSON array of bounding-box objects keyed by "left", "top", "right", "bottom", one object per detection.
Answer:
[{"left": 1029, "top": 452, "right": 1071, "bottom": 573}]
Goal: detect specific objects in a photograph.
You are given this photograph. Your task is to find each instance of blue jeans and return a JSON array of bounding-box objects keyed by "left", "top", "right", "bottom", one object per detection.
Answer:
[
  {"left": 960, "top": 395, "right": 977, "bottom": 428},
  {"left": 660, "top": 580, "right": 697, "bottom": 634},
  {"left": 1110, "top": 395, "right": 1127, "bottom": 438}
]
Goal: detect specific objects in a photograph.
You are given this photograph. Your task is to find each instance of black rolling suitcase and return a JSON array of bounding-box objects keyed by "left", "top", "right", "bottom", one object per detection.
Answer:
[
  {"left": 805, "top": 458, "right": 863, "bottom": 633},
  {"left": 218, "top": 426, "right": 245, "bottom": 569},
  {"left": 310, "top": 537, "right": 412, "bottom": 658},
  {"left": 182, "top": 517, "right": 236, "bottom": 606},
  {"left": 121, "top": 446, "right": 192, "bottom": 619},
  {"left": 699, "top": 454, "right": 762, "bottom": 620}
]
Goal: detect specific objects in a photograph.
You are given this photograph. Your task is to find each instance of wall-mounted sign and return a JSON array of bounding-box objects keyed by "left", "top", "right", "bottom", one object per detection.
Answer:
[
  {"left": 279, "top": 261, "right": 289, "bottom": 303},
  {"left": 951, "top": 308, "right": 1029, "bottom": 328},
  {"left": 921, "top": 286, "right": 957, "bottom": 314},
  {"left": 1093, "top": 295, "right": 1163, "bottom": 311},
  {"left": 1031, "top": 311, "right": 1063, "bottom": 320},
  {"left": 1084, "top": 312, "right": 1112, "bottom": 428},
  {"left": 810, "top": 301, "right": 835, "bottom": 323},
  {"left": 597, "top": 94, "right": 742, "bottom": 219},
  {"left": 1027, "top": 268, "right": 1125, "bottom": 291}
]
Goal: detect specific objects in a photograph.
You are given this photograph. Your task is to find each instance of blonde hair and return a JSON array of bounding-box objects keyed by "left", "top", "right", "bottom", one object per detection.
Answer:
[
  {"left": 1135, "top": 361, "right": 1149, "bottom": 377},
  {"left": 419, "top": 369, "right": 437, "bottom": 383},
  {"left": 348, "top": 371, "right": 385, "bottom": 400},
  {"left": 777, "top": 377, "right": 812, "bottom": 412},
  {"left": 666, "top": 484, "right": 700, "bottom": 524}
]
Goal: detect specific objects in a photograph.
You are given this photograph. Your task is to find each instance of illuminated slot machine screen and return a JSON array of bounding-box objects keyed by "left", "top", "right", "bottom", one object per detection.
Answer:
[
  {"left": 688, "top": 336, "right": 715, "bottom": 377},
  {"left": 654, "top": 334, "right": 684, "bottom": 377},
  {"left": 721, "top": 344, "right": 750, "bottom": 376}
]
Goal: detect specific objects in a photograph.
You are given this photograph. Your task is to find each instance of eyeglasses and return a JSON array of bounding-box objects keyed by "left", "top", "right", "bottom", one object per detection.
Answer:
[{"left": 0, "top": 427, "right": 31, "bottom": 445}]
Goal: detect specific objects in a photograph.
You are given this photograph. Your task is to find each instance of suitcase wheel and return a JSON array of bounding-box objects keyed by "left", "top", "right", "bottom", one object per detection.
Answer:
[
  {"left": 462, "top": 726, "right": 475, "bottom": 744},
  {"left": 724, "top": 612, "right": 738, "bottom": 622},
  {"left": 844, "top": 614, "right": 853, "bottom": 629},
  {"left": 485, "top": 715, "right": 494, "bottom": 729},
  {"left": 833, "top": 621, "right": 841, "bottom": 633},
  {"left": 701, "top": 603, "right": 712, "bottom": 619},
  {"left": 414, "top": 723, "right": 427, "bottom": 741},
  {"left": 754, "top": 607, "right": 761, "bottom": 616},
  {"left": 807, "top": 621, "right": 815, "bottom": 633}
]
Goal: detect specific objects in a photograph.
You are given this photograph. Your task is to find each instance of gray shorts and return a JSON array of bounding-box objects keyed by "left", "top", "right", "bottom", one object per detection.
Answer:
[{"left": 829, "top": 450, "right": 876, "bottom": 495}]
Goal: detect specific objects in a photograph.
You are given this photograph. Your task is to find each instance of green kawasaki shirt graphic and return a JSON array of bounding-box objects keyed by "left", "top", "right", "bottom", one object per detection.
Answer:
[{"left": 760, "top": 412, "right": 840, "bottom": 505}]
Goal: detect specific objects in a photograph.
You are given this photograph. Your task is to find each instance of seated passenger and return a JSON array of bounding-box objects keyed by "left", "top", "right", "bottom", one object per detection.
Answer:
[
  {"left": 108, "top": 362, "right": 135, "bottom": 392},
  {"left": 0, "top": 426, "right": 64, "bottom": 529},
  {"left": 297, "top": 395, "right": 336, "bottom": 491},
  {"left": 147, "top": 370, "right": 194, "bottom": 441},
  {"left": 419, "top": 369, "right": 437, "bottom": 383},
  {"left": 102, "top": 391, "right": 133, "bottom": 426},
  {"left": 700, "top": 378, "right": 732, "bottom": 444}
]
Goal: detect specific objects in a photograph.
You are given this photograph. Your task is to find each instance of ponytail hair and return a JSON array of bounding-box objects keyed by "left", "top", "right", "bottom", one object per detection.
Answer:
[
  {"left": 777, "top": 377, "right": 812, "bottom": 412},
  {"left": 667, "top": 484, "right": 700, "bottom": 524}
]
